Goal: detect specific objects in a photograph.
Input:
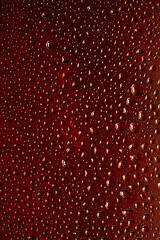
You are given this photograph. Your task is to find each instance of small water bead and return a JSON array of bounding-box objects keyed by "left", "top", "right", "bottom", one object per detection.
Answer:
[
  {"left": 41, "top": 11, "right": 50, "bottom": 18},
  {"left": 46, "top": 40, "right": 56, "bottom": 50},
  {"left": 123, "top": 107, "right": 131, "bottom": 115},
  {"left": 106, "top": 179, "right": 115, "bottom": 187},
  {"left": 126, "top": 97, "right": 135, "bottom": 106},
  {"left": 120, "top": 190, "right": 130, "bottom": 199},
  {"left": 128, "top": 143, "right": 137, "bottom": 150},
  {"left": 85, "top": 228, "right": 92, "bottom": 236},
  {"left": 62, "top": 159, "right": 73, "bottom": 169},
  {"left": 130, "top": 123, "right": 138, "bottom": 133},
  {"left": 141, "top": 226, "right": 149, "bottom": 233},
  {"left": 87, "top": 184, "right": 96, "bottom": 192},
  {"left": 105, "top": 201, "right": 114, "bottom": 210},
  {"left": 62, "top": 56, "right": 69, "bottom": 63},
  {"left": 142, "top": 214, "right": 149, "bottom": 220},
  {"left": 115, "top": 123, "right": 123, "bottom": 131},
  {"left": 110, "top": 9, "right": 117, "bottom": 15},
  {"left": 122, "top": 210, "right": 133, "bottom": 217},
  {"left": 131, "top": 84, "right": 142, "bottom": 96},
  {"left": 149, "top": 65, "right": 156, "bottom": 71},
  {"left": 87, "top": 5, "right": 96, "bottom": 12},
  {"left": 138, "top": 111, "right": 146, "bottom": 121},
  {"left": 118, "top": 160, "right": 127, "bottom": 169},
  {"left": 97, "top": 211, "right": 104, "bottom": 218},
  {"left": 157, "top": 183, "right": 160, "bottom": 188},
  {"left": 122, "top": 174, "right": 130, "bottom": 182}
]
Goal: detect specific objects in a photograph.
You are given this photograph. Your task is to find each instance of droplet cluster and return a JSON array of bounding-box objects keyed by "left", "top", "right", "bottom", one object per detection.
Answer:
[{"left": 0, "top": 0, "right": 160, "bottom": 239}]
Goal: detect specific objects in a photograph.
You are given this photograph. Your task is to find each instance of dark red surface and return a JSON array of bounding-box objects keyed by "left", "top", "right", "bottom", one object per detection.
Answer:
[{"left": 0, "top": 0, "right": 160, "bottom": 239}]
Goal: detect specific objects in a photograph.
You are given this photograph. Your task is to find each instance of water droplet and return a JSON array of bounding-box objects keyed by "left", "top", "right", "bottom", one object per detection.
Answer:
[{"left": 46, "top": 40, "right": 56, "bottom": 50}]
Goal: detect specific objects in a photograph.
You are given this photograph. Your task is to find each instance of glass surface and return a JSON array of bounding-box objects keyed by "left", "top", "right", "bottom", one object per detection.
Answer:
[{"left": 0, "top": 0, "right": 160, "bottom": 239}]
